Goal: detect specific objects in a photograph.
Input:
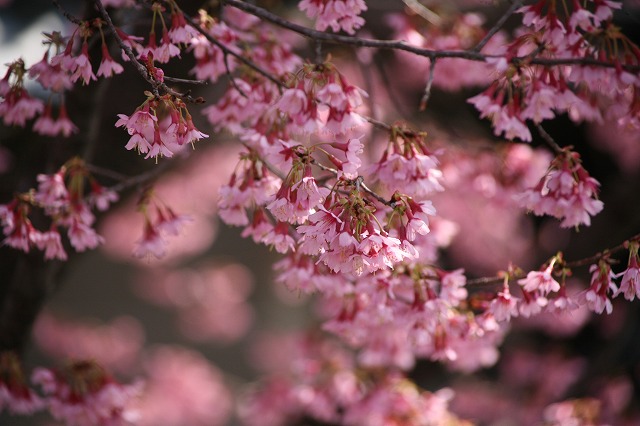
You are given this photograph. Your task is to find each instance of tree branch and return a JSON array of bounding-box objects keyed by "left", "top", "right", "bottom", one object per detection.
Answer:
[
  {"left": 473, "top": 0, "right": 523, "bottom": 52},
  {"left": 221, "top": 0, "right": 640, "bottom": 72}
]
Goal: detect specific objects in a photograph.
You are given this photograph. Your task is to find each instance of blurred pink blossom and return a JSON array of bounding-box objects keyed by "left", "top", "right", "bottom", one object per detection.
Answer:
[{"left": 136, "top": 346, "right": 232, "bottom": 426}]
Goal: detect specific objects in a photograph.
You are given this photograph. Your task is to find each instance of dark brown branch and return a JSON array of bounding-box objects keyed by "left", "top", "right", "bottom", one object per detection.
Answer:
[{"left": 222, "top": 0, "right": 640, "bottom": 72}]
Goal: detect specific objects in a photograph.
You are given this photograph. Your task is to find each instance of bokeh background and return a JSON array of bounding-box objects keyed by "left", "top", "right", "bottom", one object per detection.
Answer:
[{"left": 2, "top": 0, "right": 640, "bottom": 424}]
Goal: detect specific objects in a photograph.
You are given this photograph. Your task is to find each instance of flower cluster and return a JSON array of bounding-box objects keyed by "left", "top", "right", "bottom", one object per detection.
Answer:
[
  {"left": 0, "top": 352, "right": 44, "bottom": 416},
  {"left": 0, "top": 158, "right": 116, "bottom": 260},
  {"left": 32, "top": 360, "right": 142, "bottom": 426},
  {"left": 132, "top": 189, "right": 192, "bottom": 259},
  {"left": 470, "top": 0, "right": 640, "bottom": 140},
  {"left": 116, "top": 94, "right": 208, "bottom": 160},
  {"left": 3, "top": 0, "right": 640, "bottom": 425},
  {"left": 366, "top": 127, "right": 444, "bottom": 199},
  {"left": 298, "top": 0, "right": 367, "bottom": 35},
  {"left": 518, "top": 149, "right": 603, "bottom": 228},
  {"left": 275, "top": 61, "right": 366, "bottom": 135},
  {"left": 239, "top": 334, "right": 466, "bottom": 426}
]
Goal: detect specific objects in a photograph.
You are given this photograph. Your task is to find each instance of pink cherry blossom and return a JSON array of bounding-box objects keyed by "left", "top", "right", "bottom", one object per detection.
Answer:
[
  {"left": 70, "top": 41, "right": 97, "bottom": 85},
  {"left": 32, "top": 361, "right": 142, "bottom": 426},
  {"left": 299, "top": 0, "right": 368, "bottom": 35},
  {"left": 0, "top": 352, "right": 45, "bottom": 415},
  {"left": 518, "top": 264, "right": 561, "bottom": 295},
  {"left": 614, "top": 243, "right": 640, "bottom": 301},
  {"left": 581, "top": 261, "right": 617, "bottom": 315},
  {"left": 97, "top": 44, "right": 124, "bottom": 78}
]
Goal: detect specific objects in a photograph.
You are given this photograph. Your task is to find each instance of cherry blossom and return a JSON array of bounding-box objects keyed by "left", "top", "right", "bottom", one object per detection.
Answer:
[
  {"left": 32, "top": 361, "right": 142, "bottom": 426},
  {"left": 614, "top": 242, "right": 640, "bottom": 301},
  {"left": 518, "top": 149, "right": 604, "bottom": 228},
  {"left": 0, "top": 352, "right": 44, "bottom": 415},
  {"left": 2, "top": 1, "right": 640, "bottom": 425},
  {"left": 299, "top": 0, "right": 367, "bottom": 35}
]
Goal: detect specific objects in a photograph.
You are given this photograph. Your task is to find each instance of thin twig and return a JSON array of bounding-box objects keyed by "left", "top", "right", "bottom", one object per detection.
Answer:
[
  {"left": 86, "top": 163, "right": 131, "bottom": 181},
  {"left": 565, "top": 233, "right": 640, "bottom": 268},
  {"left": 163, "top": 76, "right": 209, "bottom": 85},
  {"left": 173, "top": 2, "right": 284, "bottom": 88},
  {"left": 535, "top": 124, "right": 564, "bottom": 155},
  {"left": 467, "top": 232, "right": 640, "bottom": 287},
  {"left": 401, "top": 0, "right": 442, "bottom": 26},
  {"left": 95, "top": 0, "right": 204, "bottom": 103},
  {"left": 473, "top": 0, "right": 523, "bottom": 52},
  {"left": 359, "top": 178, "right": 392, "bottom": 206},
  {"left": 94, "top": 0, "right": 159, "bottom": 94},
  {"left": 108, "top": 160, "right": 174, "bottom": 193},
  {"left": 419, "top": 57, "right": 436, "bottom": 111},
  {"left": 52, "top": 0, "right": 83, "bottom": 26}
]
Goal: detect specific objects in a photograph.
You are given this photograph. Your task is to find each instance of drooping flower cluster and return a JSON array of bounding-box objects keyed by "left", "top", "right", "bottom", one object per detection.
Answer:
[
  {"left": 116, "top": 94, "right": 208, "bottom": 161},
  {"left": 0, "top": 352, "right": 44, "bottom": 416},
  {"left": 275, "top": 61, "right": 366, "bottom": 135},
  {"left": 365, "top": 127, "right": 444, "bottom": 199},
  {"left": 0, "top": 158, "right": 116, "bottom": 260},
  {"left": 131, "top": 188, "right": 192, "bottom": 259},
  {"left": 518, "top": 148, "right": 604, "bottom": 228},
  {"left": 469, "top": 0, "right": 640, "bottom": 140},
  {"left": 32, "top": 360, "right": 142, "bottom": 426},
  {"left": 239, "top": 333, "right": 467, "bottom": 426},
  {"left": 298, "top": 0, "right": 368, "bottom": 35},
  {"left": 3, "top": 0, "right": 640, "bottom": 425}
]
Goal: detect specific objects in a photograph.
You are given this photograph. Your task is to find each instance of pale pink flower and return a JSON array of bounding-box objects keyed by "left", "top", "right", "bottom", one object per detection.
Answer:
[
  {"left": 154, "top": 29, "right": 182, "bottom": 63},
  {"left": 137, "top": 346, "right": 232, "bottom": 426},
  {"left": 168, "top": 10, "right": 198, "bottom": 44},
  {"left": 52, "top": 103, "right": 78, "bottom": 137},
  {"left": 268, "top": 164, "right": 328, "bottom": 224},
  {"left": 318, "top": 230, "right": 359, "bottom": 274},
  {"left": 0, "top": 352, "right": 45, "bottom": 415},
  {"left": 0, "top": 87, "right": 44, "bottom": 127},
  {"left": 34, "top": 171, "right": 68, "bottom": 209},
  {"left": 518, "top": 150, "right": 604, "bottom": 228},
  {"left": 614, "top": 243, "right": 640, "bottom": 301},
  {"left": 277, "top": 88, "right": 309, "bottom": 116},
  {"left": 97, "top": 44, "right": 124, "bottom": 78},
  {"left": 70, "top": 42, "right": 97, "bottom": 85},
  {"left": 403, "top": 198, "right": 436, "bottom": 241},
  {"left": 581, "top": 261, "right": 617, "bottom": 314},
  {"left": 32, "top": 362, "right": 142, "bottom": 426},
  {"left": 327, "top": 137, "right": 364, "bottom": 180},
  {"left": 133, "top": 222, "right": 167, "bottom": 259},
  {"left": 262, "top": 221, "right": 296, "bottom": 254},
  {"left": 299, "top": 0, "right": 367, "bottom": 35},
  {"left": 88, "top": 184, "right": 118, "bottom": 211},
  {"left": 297, "top": 206, "right": 342, "bottom": 255},
  {"left": 488, "top": 287, "right": 520, "bottom": 322},
  {"left": 518, "top": 290, "right": 548, "bottom": 317},
  {"left": 32, "top": 229, "right": 68, "bottom": 261},
  {"left": 155, "top": 209, "right": 192, "bottom": 237},
  {"left": 438, "top": 269, "right": 468, "bottom": 306},
  {"left": 518, "top": 264, "right": 561, "bottom": 295},
  {"left": 67, "top": 220, "right": 104, "bottom": 252},
  {"left": 33, "top": 103, "right": 57, "bottom": 136},
  {"left": 29, "top": 50, "right": 73, "bottom": 92}
]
